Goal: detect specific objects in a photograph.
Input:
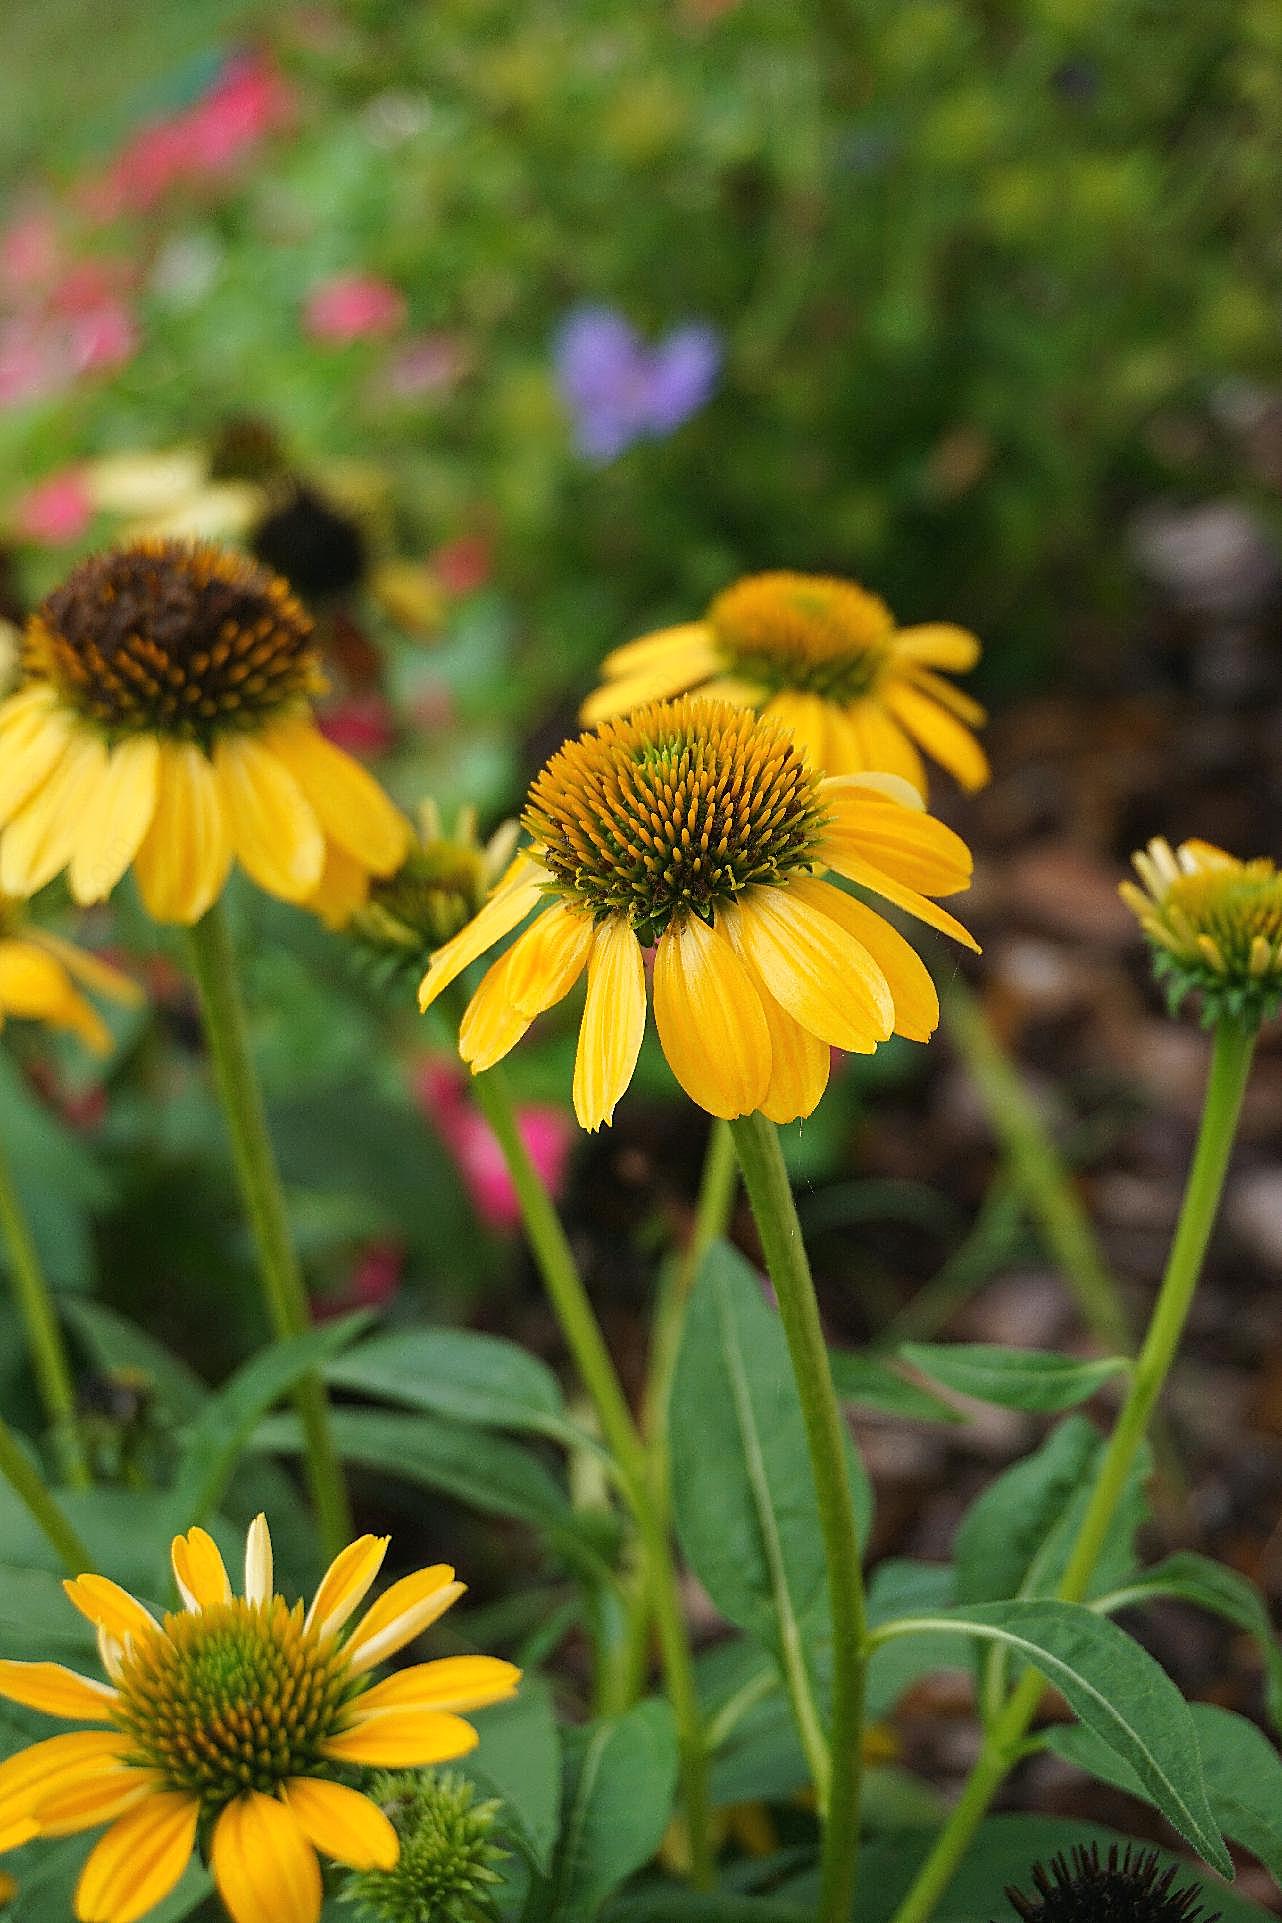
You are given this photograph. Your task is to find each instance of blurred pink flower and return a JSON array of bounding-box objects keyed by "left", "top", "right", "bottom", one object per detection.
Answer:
[
  {"left": 67, "top": 296, "right": 137, "bottom": 374},
  {"left": 432, "top": 534, "right": 492, "bottom": 596},
  {"left": 305, "top": 274, "right": 406, "bottom": 345},
  {"left": 415, "top": 1059, "right": 573, "bottom": 1232},
  {"left": 320, "top": 1238, "right": 404, "bottom": 1319},
  {"left": 13, "top": 467, "right": 93, "bottom": 544},
  {"left": 0, "top": 293, "right": 136, "bottom": 409},
  {"left": 0, "top": 208, "right": 64, "bottom": 294},
  {"left": 320, "top": 693, "right": 398, "bottom": 759}
]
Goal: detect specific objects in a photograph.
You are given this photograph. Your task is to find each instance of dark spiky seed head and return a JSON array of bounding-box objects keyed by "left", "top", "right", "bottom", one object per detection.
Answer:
[
  {"left": 998, "top": 1845, "right": 1219, "bottom": 1923},
  {"left": 25, "top": 539, "right": 320, "bottom": 742}
]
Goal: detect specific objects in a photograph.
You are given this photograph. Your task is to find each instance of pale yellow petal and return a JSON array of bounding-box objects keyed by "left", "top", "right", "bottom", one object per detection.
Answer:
[
  {"left": 0, "top": 1660, "right": 116, "bottom": 1722},
  {"left": 598, "top": 623, "right": 715, "bottom": 677},
  {"left": 211, "top": 1793, "right": 321, "bottom": 1923},
  {"left": 75, "top": 1792, "right": 198, "bottom": 1923},
  {"left": 0, "top": 690, "right": 73, "bottom": 827},
  {"left": 572, "top": 918, "right": 646, "bottom": 1132},
  {"left": 580, "top": 644, "right": 716, "bottom": 726},
  {"left": 0, "top": 728, "right": 108, "bottom": 897},
  {"left": 68, "top": 736, "right": 159, "bottom": 905},
  {"left": 344, "top": 1567, "right": 464, "bottom": 1677},
  {"left": 733, "top": 886, "right": 893, "bottom": 1052},
  {"left": 214, "top": 733, "right": 325, "bottom": 904},
  {"left": 787, "top": 876, "right": 939, "bottom": 1042},
  {"left": 280, "top": 1779, "right": 399, "bottom": 1871},
  {"left": 885, "top": 682, "right": 989, "bottom": 792},
  {"left": 244, "top": 1514, "right": 273, "bottom": 1607},
  {"left": 417, "top": 870, "right": 548, "bottom": 1011},
  {"left": 304, "top": 1534, "right": 389, "bottom": 1642},
  {"left": 322, "top": 1709, "right": 479, "bottom": 1768},
  {"left": 262, "top": 719, "right": 410, "bottom": 875},
  {"left": 132, "top": 741, "right": 233, "bottom": 925},
  {"left": 893, "top": 623, "right": 981, "bottom": 671},
  {"left": 63, "top": 1576, "right": 157, "bottom": 1645},
  {"left": 171, "top": 1527, "right": 232, "bottom": 1611},
  {"left": 351, "top": 1656, "right": 520, "bottom": 1718},
  {"left": 652, "top": 914, "right": 771, "bottom": 1119}
]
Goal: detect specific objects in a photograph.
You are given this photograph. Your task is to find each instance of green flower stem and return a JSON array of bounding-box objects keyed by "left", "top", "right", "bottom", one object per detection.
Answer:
[
  {"left": 185, "top": 900, "right": 351, "bottom": 1562},
  {"left": 729, "top": 1112, "right": 865, "bottom": 1923},
  {"left": 0, "top": 1127, "right": 89, "bottom": 1488},
  {"left": 944, "top": 980, "right": 1132, "bottom": 1353},
  {"left": 644, "top": 1118, "right": 738, "bottom": 1461},
  {"left": 469, "top": 1065, "right": 714, "bottom": 1888},
  {"left": 0, "top": 1408, "right": 90, "bottom": 1572},
  {"left": 890, "top": 1015, "right": 1257, "bottom": 1923}
]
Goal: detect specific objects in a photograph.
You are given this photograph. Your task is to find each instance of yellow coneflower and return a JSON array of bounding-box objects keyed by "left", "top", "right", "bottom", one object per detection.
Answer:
[
  {"left": 1121, "top": 836, "right": 1282, "bottom": 1025},
  {"left": 0, "top": 1516, "right": 518, "bottom": 1923},
  {"left": 0, "top": 541, "right": 411, "bottom": 927},
  {"left": 0, "top": 906, "right": 140, "bottom": 1053},
  {"left": 344, "top": 800, "right": 519, "bottom": 963},
  {"left": 419, "top": 696, "right": 977, "bottom": 1131},
  {"left": 582, "top": 571, "right": 989, "bottom": 795}
]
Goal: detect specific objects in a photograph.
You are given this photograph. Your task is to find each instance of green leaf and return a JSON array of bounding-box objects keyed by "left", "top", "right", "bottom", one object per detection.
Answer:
[
  {"left": 464, "top": 1675, "right": 562, "bottom": 1876},
  {"left": 0, "top": 1565, "right": 95, "bottom": 1658},
  {"left": 1097, "top": 1551, "right": 1282, "bottom": 1733},
  {"left": 839, "top": 1815, "right": 1272, "bottom": 1923},
  {"left": 865, "top": 1560, "right": 963, "bottom": 1718},
  {"left": 607, "top": 1895, "right": 811, "bottom": 1921},
  {"left": 671, "top": 1241, "right": 871, "bottom": 1663},
  {"left": 900, "top": 1343, "right": 1128, "bottom": 1413},
  {"left": 327, "top": 1326, "right": 587, "bottom": 1447},
  {"left": 871, "top": 1600, "right": 1229, "bottom": 1874},
  {"left": 829, "top": 1351, "right": 961, "bottom": 1422},
  {"left": 167, "top": 1312, "right": 372, "bottom": 1529},
  {"left": 1050, "top": 1702, "right": 1282, "bottom": 1886},
  {"left": 59, "top": 1297, "right": 207, "bottom": 1422},
  {"left": 546, "top": 1701, "right": 679, "bottom": 1923}
]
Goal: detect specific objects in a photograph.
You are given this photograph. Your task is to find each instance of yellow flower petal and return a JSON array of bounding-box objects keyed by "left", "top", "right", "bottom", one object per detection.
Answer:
[
  {"left": 344, "top": 1566, "right": 463, "bottom": 1677},
  {"left": 67, "top": 736, "right": 160, "bottom": 906},
  {"left": 0, "top": 728, "right": 108, "bottom": 897},
  {"left": 580, "top": 643, "right": 716, "bottom": 726},
  {"left": 214, "top": 733, "right": 325, "bottom": 904},
  {"left": 734, "top": 885, "right": 893, "bottom": 1053},
  {"left": 838, "top": 702, "right": 927, "bottom": 794},
  {"left": 0, "top": 1733, "right": 131, "bottom": 1840},
  {"left": 786, "top": 877, "right": 939, "bottom": 1043},
  {"left": 75, "top": 1793, "right": 198, "bottom": 1923},
  {"left": 905, "top": 664, "right": 986, "bottom": 728},
  {"left": 323, "top": 1708, "right": 479, "bottom": 1768},
  {"left": 820, "top": 847, "right": 979, "bottom": 950},
  {"left": 280, "top": 1778, "right": 398, "bottom": 1871},
  {"left": 893, "top": 623, "right": 981, "bottom": 671},
  {"left": 170, "top": 1527, "right": 232, "bottom": 1611},
  {"left": 0, "top": 690, "right": 72, "bottom": 827},
  {"left": 457, "top": 946, "right": 538, "bottom": 1075},
  {"left": 652, "top": 913, "right": 771, "bottom": 1119},
  {"left": 303, "top": 842, "right": 369, "bottom": 930},
  {"left": 38, "top": 1769, "right": 158, "bottom": 1839},
  {"left": 572, "top": 917, "right": 646, "bottom": 1132},
  {"left": 0, "top": 941, "right": 79, "bottom": 1025},
  {"left": 211, "top": 1792, "right": 321, "bottom": 1923},
  {"left": 598, "top": 623, "right": 715, "bottom": 678},
  {"left": 720, "top": 904, "right": 832, "bottom": 1122},
  {"left": 63, "top": 1576, "right": 157, "bottom": 1645},
  {"left": 0, "top": 1814, "right": 37, "bottom": 1853},
  {"left": 304, "top": 1535, "right": 389, "bottom": 1643},
  {"left": 262, "top": 719, "right": 410, "bottom": 876},
  {"left": 417, "top": 865, "right": 548, "bottom": 1012},
  {"left": 244, "top": 1514, "right": 273, "bottom": 1607},
  {"left": 29, "top": 931, "right": 142, "bottom": 1009},
  {"left": 885, "top": 682, "right": 989, "bottom": 792},
  {"left": 351, "top": 1655, "right": 520, "bottom": 1718},
  {"left": 760, "top": 691, "right": 829, "bottom": 771},
  {"left": 0, "top": 1661, "right": 116, "bottom": 1722},
  {"left": 132, "top": 740, "right": 233, "bottom": 925},
  {"left": 821, "top": 788, "right": 972, "bottom": 895},
  {"left": 458, "top": 903, "right": 593, "bottom": 1073}
]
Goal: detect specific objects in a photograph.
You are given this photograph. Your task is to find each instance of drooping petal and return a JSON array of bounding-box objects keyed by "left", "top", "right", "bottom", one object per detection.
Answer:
[
  {"left": 0, "top": 1660, "right": 116, "bottom": 1722},
  {"left": 785, "top": 877, "right": 939, "bottom": 1042},
  {"left": 211, "top": 1792, "right": 321, "bottom": 1923},
  {"left": 720, "top": 902, "right": 831, "bottom": 1122},
  {"left": 904, "top": 664, "right": 987, "bottom": 727},
  {"left": 170, "top": 1527, "right": 232, "bottom": 1611},
  {"left": 733, "top": 886, "right": 893, "bottom": 1053},
  {"left": 262, "top": 719, "right": 410, "bottom": 875},
  {"left": 759, "top": 691, "right": 829, "bottom": 771},
  {"left": 417, "top": 867, "right": 549, "bottom": 1011},
  {"left": 652, "top": 913, "right": 771, "bottom": 1119},
  {"left": 303, "top": 842, "right": 369, "bottom": 930},
  {"left": 458, "top": 902, "right": 593, "bottom": 1074},
  {"left": 244, "top": 1514, "right": 273, "bottom": 1607},
  {"left": 893, "top": 623, "right": 981, "bottom": 671},
  {"left": 322, "top": 1708, "right": 479, "bottom": 1768},
  {"left": 572, "top": 918, "right": 647, "bottom": 1132},
  {"left": 63, "top": 1576, "right": 157, "bottom": 1645},
  {"left": 214, "top": 733, "right": 325, "bottom": 904},
  {"left": 838, "top": 701, "right": 926, "bottom": 794},
  {"left": 29, "top": 931, "right": 142, "bottom": 1009},
  {"left": 67, "top": 736, "right": 160, "bottom": 905},
  {"left": 820, "top": 848, "right": 979, "bottom": 950},
  {"left": 820, "top": 788, "right": 972, "bottom": 895},
  {"left": 280, "top": 1778, "right": 398, "bottom": 1871},
  {"left": 343, "top": 1567, "right": 463, "bottom": 1677},
  {"left": 304, "top": 1535, "right": 389, "bottom": 1642},
  {"left": 0, "top": 728, "right": 109, "bottom": 897},
  {"left": 0, "top": 690, "right": 73, "bottom": 827},
  {"left": 75, "top": 1792, "right": 198, "bottom": 1923},
  {"left": 0, "top": 942, "right": 83, "bottom": 1027},
  {"left": 132, "top": 740, "right": 233, "bottom": 925},
  {"left": 885, "top": 682, "right": 989, "bottom": 791},
  {"left": 456, "top": 948, "right": 535, "bottom": 1075},
  {"left": 350, "top": 1655, "right": 520, "bottom": 1718}
]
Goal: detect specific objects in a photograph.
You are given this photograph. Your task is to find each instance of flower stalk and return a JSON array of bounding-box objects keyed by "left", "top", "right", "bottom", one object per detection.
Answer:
[
  {"left": 0, "top": 1407, "right": 91, "bottom": 1572},
  {"left": 185, "top": 898, "right": 351, "bottom": 1561},
  {"left": 468, "top": 1062, "right": 714, "bottom": 1888},
  {"left": 729, "top": 1111, "right": 866, "bottom": 1923},
  {"left": 889, "top": 1015, "right": 1258, "bottom": 1923},
  {"left": 0, "top": 1128, "right": 90, "bottom": 1488}
]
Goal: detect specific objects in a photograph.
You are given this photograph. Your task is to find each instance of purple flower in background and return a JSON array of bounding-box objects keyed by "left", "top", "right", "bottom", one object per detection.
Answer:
[{"left": 553, "top": 304, "right": 721, "bottom": 462}]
